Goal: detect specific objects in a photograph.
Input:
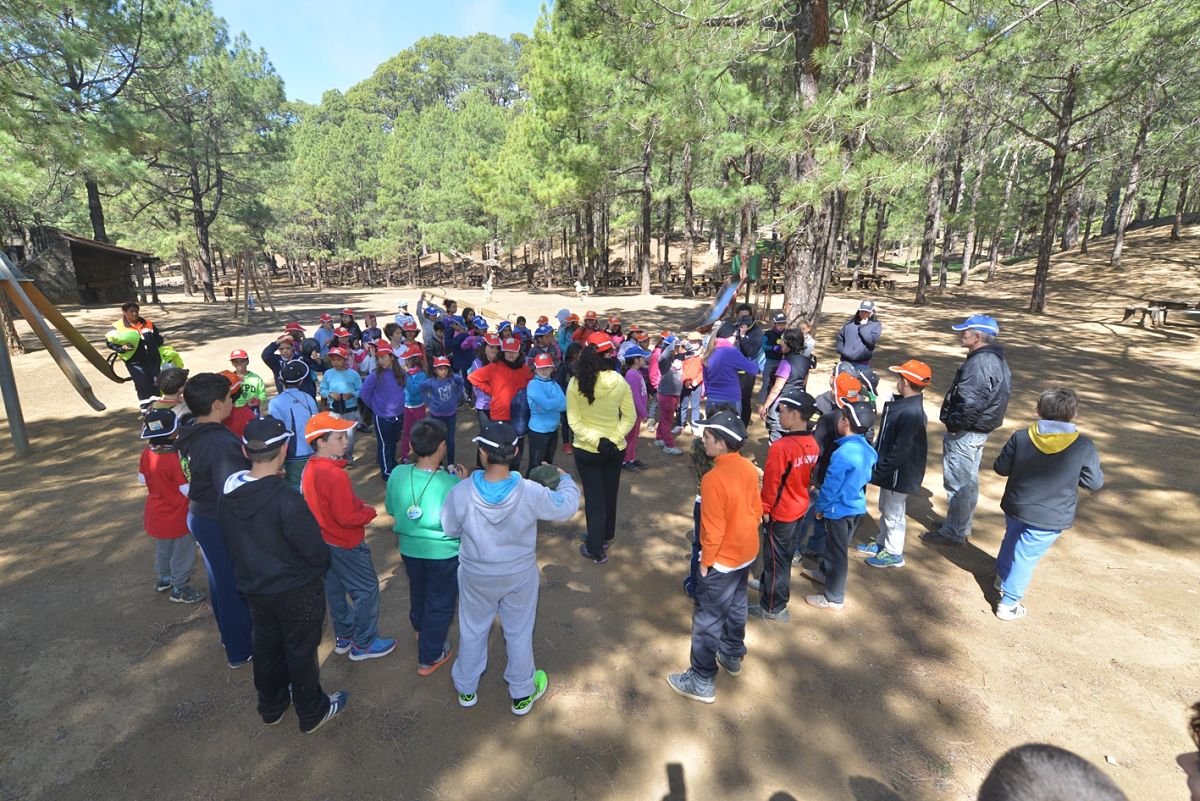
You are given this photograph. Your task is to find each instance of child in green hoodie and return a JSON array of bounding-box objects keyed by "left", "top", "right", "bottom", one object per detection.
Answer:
[{"left": 385, "top": 418, "right": 466, "bottom": 675}]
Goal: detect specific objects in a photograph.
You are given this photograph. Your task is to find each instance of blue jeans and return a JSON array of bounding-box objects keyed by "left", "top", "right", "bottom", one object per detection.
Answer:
[
  {"left": 325, "top": 542, "right": 381, "bottom": 647},
  {"left": 432, "top": 413, "right": 457, "bottom": 466},
  {"left": 939, "top": 430, "right": 989, "bottom": 542},
  {"left": 679, "top": 389, "right": 704, "bottom": 427},
  {"left": 188, "top": 513, "right": 253, "bottom": 664},
  {"left": 402, "top": 555, "right": 459, "bottom": 664},
  {"left": 995, "top": 515, "right": 1061, "bottom": 607}
]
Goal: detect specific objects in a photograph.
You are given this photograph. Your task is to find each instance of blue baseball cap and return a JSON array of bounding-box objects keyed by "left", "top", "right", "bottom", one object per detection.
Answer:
[
  {"left": 661, "top": 335, "right": 679, "bottom": 349},
  {"left": 623, "top": 346, "right": 652, "bottom": 359},
  {"left": 448, "top": 315, "right": 466, "bottom": 329},
  {"left": 422, "top": 304, "right": 443, "bottom": 319},
  {"left": 497, "top": 320, "right": 512, "bottom": 332},
  {"left": 951, "top": 314, "right": 999, "bottom": 336},
  {"left": 534, "top": 323, "right": 553, "bottom": 337},
  {"left": 472, "top": 315, "right": 487, "bottom": 329}
]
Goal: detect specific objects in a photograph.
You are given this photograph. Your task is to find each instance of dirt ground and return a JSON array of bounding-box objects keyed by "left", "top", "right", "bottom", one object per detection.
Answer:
[{"left": 2, "top": 224, "right": 1198, "bottom": 801}]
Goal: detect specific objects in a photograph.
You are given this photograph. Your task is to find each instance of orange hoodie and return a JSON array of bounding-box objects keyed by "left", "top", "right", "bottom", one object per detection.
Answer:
[
  {"left": 301, "top": 456, "right": 378, "bottom": 548},
  {"left": 699, "top": 452, "right": 762, "bottom": 569}
]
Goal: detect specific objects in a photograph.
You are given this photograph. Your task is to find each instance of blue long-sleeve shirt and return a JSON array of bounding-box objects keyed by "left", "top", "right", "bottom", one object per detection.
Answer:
[
  {"left": 267, "top": 389, "right": 319, "bottom": 459},
  {"left": 422, "top": 374, "right": 464, "bottom": 417},
  {"left": 702, "top": 345, "right": 760, "bottom": 403},
  {"left": 360, "top": 370, "right": 406, "bottom": 417},
  {"left": 404, "top": 370, "right": 429, "bottom": 408},
  {"left": 526, "top": 375, "right": 567, "bottom": 433},
  {"left": 814, "top": 434, "right": 877, "bottom": 519},
  {"left": 319, "top": 367, "right": 362, "bottom": 410},
  {"left": 448, "top": 332, "right": 473, "bottom": 371}
]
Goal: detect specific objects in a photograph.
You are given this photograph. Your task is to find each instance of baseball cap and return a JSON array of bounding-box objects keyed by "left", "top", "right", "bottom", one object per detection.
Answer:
[
  {"left": 375, "top": 343, "right": 395, "bottom": 357},
  {"left": 889, "top": 359, "right": 932, "bottom": 387},
  {"left": 403, "top": 343, "right": 424, "bottom": 358},
  {"left": 534, "top": 324, "right": 553, "bottom": 337},
  {"left": 319, "top": 312, "right": 333, "bottom": 323},
  {"left": 281, "top": 361, "right": 310, "bottom": 383},
  {"left": 586, "top": 332, "right": 614, "bottom": 353},
  {"left": 565, "top": 313, "right": 580, "bottom": 323},
  {"left": 536, "top": 315, "right": 550, "bottom": 325},
  {"left": 497, "top": 320, "right": 512, "bottom": 332},
  {"left": 284, "top": 322, "right": 305, "bottom": 333},
  {"left": 401, "top": 320, "right": 418, "bottom": 331},
  {"left": 500, "top": 337, "right": 520, "bottom": 353},
  {"left": 608, "top": 315, "right": 621, "bottom": 325},
  {"left": 777, "top": 388, "right": 818, "bottom": 417},
  {"left": 243, "top": 415, "right": 293, "bottom": 454},
  {"left": 140, "top": 408, "right": 179, "bottom": 440},
  {"left": 623, "top": 346, "right": 652, "bottom": 359},
  {"left": 328, "top": 346, "right": 349, "bottom": 359},
  {"left": 448, "top": 315, "right": 466, "bottom": 329},
  {"left": 634, "top": 330, "right": 650, "bottom": 341},
  {"left": 432, "top": 356, "right": 451, "bottom": 368},
  {"left": 843, "top": 399, "right": 876, "bottom": 431},
  {"left": 334, "top": 326, "right": 351, "bottom": 338},
  {"left": 229, "top": 349, "right": 248, "bottom": 360},
  {"left": 858, "top": 299, "right": 876, "bottom": 313},
  {"left": 532, "top": 352, "right": 555, "bottom": 369},
  {"left": 219, "top": 369, "right": 243, "bottom": 395},
  {"left": 473, "top": 420, "right": 519, "bottom": 452},
  {"left": 584, "top": 311, "right": 598, "bottom": 321},
  {"left": 483, "top": 333, "right": 501, "bottom": 347},
  {"left": 341, "top": 308, "right": 354, "bottom": 316},
  {"left": 397, "top": 299, "right": 409, "bottom": 308},
  {"left": 951, "top": 314, "right": 999, "bottom": 335},
  {"left": 423, "top": 304, "right": 443, "bottom": 319},
  {"left": 832, "top": 372, "right": 863, "bottom": 408},
  {"left": 305, "top": 411, "right": 356, "bottom": 443},
  {"left": 472, "top": 315, "right": 487, "bottom": 329},
  {"left": 698, "top": 410, "right": 747, "bottom": 443},
  {"left": 661, "top": 335, "right": 679, "bottom": 349},
  {"left": 772, "top": 312, "right": 787, "bottom": 324},
  {"left": 686, "top": 331, "right": 704, "bottom": 342}
]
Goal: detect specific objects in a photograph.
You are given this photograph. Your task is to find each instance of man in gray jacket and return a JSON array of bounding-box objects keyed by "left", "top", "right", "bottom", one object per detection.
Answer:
[
  {"left": 923, "top": 314, "right": 1012, "bottom": 547},
  {"left": 991, "top": 388, "right": 1103, "bottom": 620}
]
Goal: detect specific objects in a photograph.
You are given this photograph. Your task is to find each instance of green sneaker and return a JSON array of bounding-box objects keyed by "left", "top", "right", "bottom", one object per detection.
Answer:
[
  {"left": 511, "top": 669, "right": 548, "bottom": 716},
  {"left": 457, "top": 691, "right": 477, "bottom": 708}
]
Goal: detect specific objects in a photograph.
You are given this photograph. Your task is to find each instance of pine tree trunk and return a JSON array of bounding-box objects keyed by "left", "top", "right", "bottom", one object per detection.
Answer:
[
  {"left": 987, "top": 147, "right": 1019, "bottom": 282},
  {"left": 1110, "top": 108, "right": 1152, "bottom": 270},
  {"left": 682, "top": 143, "right": 696, "bottom": 297},
  {"left": 188, "top": 165, "right": 218, "bottom": 303},
  {"left": 84, "top": 176, "right": 109, "bottom": 243},
  {"left": 177, "top": 249, "right": 196, "bottom": 296},
  {"left": 639, "top": 137, "right": 654, "bottom": 295},
  {"left": 937, "top": 126, "right": 968, "bottom": 290},
  {"left": 662, "top": 153, "right": 674, "bottom": 279},
  {"left": 915, "top": 167, "right": 944, "bottom": 305},
  {"left": 1101, "top": 179, "right": 1121, "bottom": 237},
  {"left": 1030, "top": 65, "right": 1080, "bottom": 314},
  {"left": 1080, "top": 201, "right": 1096, "bottom": 254},
  {"left": 960, "top": 146, "right": 987, "bottom": 285},
  {"left": 1170, "top": 175, "right": 1189, "bottom": 241},
  {"left": 869, "top": 199, "right": 886, "bottom": 275},
  {"left": 585, "top": 199, "right": 597, "bottom": 287},
  {"left": 1153, "top": 173, "right": 1169, "bottom": 220},
  {"left": 853, "top": 189, "right": 871, "bottom": 288}
]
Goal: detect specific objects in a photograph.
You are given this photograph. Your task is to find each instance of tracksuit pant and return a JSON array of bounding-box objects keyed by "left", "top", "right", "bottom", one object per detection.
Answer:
[
  {"left": 248, "top": 578, "right": 330, "bottom": 731},
  {"left": 452, "top": 563, "right": 539, "bottom": 699},
  {"left": 995, "top": 515, "right": 1062, "bottom": 607},
  {"left": 373, "top": 413, "right": 403, "bottom": 480},
  {"left": 402, "top": 555, "right": 459, "bottom": 664},
  {"left": 154, "top": 534, "right": 197, "bottom": 592},
  {"left": 400, "top": 405, "right": 426, "bottom": 465},
  {"left": 819, "top": 514, "right": 862, "bottom": 604},
  {"left": 690, "top": 565, "right": 750, "bottom": 681},
  {"left": 525, "top": 429, "right": 558, "bottom": 475},
  {"left": 875, "top": 488, "right": 909, "bottom": 555},
  {"left": 757, "top": 518, "right": 800, "bottom": 612},
  {"left": 432, "top": 413, "right": 457, "bottom": 466},
  {"left": 187, "top": 513, "right": 253, "bottom": 664},
  {"left": 574, "top": 447, "right": 623, "bottom": 557},
  {"left": 656, "top": 394, "right": 680, "bottom": 447}
]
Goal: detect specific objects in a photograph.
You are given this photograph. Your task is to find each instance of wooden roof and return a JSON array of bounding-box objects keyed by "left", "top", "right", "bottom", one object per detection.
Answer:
[{"left": 60, "top": 232, "right": 156, "bottom": 260}]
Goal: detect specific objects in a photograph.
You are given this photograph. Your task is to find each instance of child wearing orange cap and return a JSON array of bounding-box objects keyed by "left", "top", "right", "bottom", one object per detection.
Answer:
[
  {"left": 319, "top": 346, "right": 364, "bottom": 464},
  {"left": 220, "top": 371, "right": 257, "bottom": 439}
]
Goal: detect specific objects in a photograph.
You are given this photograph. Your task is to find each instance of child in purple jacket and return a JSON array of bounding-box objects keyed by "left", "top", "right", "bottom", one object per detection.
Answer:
[
  {"left": 622, "top": 346, "right": 652, "bottom": 471},
  {"left": 422, "top": 356, "right": 467, "bottom": 466}
]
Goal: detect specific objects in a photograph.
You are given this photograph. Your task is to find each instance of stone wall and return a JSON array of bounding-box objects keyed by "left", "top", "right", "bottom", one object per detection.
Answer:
[{"left": 21, "top": 237, "right": 79, "bottom": 305}]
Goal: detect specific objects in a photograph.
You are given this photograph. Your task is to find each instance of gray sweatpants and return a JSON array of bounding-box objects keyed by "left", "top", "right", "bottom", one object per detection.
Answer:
[
  {"left": 451, "top": 563, "right": 539, "bottom": 700},
  {"left": 155, "top": 534, "right": 197, "bottom": 591}
]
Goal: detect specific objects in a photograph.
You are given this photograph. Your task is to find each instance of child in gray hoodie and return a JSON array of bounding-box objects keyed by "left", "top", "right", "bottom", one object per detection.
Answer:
[{"left": 441, "top": 421, "right": 580, "bottom": 715}]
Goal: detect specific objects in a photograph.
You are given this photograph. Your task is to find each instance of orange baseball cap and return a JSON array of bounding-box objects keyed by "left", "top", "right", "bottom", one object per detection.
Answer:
[
  {"left": 536, "top": 315, "right": 549, "bottom": 325},
  {"left": 889, "top": 359, "right": 932, "bottom": 387},
  {"left": 608, "top": 315, "right": 621, "bottom": 325},
  {"left": 586, "top": 331, "right": 615, "bottom": 353},
  {"left": 219, "top": 370, "right": 243, "bottom": 395},
  {"left": 305, "top": 411, "right": 356, "bottom": 443},
  {"left": 832, "top": 372, "right": 864, "bottom": 408}
]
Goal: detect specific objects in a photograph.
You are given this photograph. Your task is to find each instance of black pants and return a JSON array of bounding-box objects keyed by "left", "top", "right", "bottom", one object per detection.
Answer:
[
  {"left": 738, "top": 371, "right": 755, "bottom": 427},
  {"left": 248, "top": 578, "right": 330, "bottom": 732},
  {"left": 758, "top": 518, "right": 800, "bottom": 612},
  {"left": 474, "top": 409, "right": 492, "bottom": 468},
  {"left": 574, "top": 446, "right": 623, "bottom": 557},
  {"left": 127, "top": 357, "right": 161, "bottom": 401},
  {"left": 525, "top": 429, "right": 559, "bottom": 474},
  {"left": 402, "top": 555, "right": 459, "bottom": 664},
  {"left": 689, "top": 565, "right": 749, "bottom": 680},
  {"left": 819, "top": 514, "right": 861, "bottom": 604}
]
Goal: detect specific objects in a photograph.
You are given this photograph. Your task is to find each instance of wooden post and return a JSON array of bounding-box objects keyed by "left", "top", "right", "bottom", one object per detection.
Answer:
[
  {"left": 231, "top": 251, "right": 242, "bottom": 320},
  {"left": 246, "top": 249, "right": 280, "bottom": 323},
  {"left": 240, "top": 254, "right": 250, "bottom": 326}
]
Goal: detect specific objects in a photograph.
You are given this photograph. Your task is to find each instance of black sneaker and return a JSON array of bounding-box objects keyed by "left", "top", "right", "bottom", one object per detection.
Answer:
[
  {"left": 170, "top": 587, "right": 206, "bottom": 604},
  {"left": 155, "top": 578, "right": 172, "bottom": 593},
  {"left": 579, "top": 543, "right": 608, "bottom": 565},
  {"left": 303, "top": 691, "right": 349, "bottom": 734},
  {"left": 715, "top": 651, "right": 743, "bottom": 676},
  {"left": 631, "top": 459, "right": 649, "bottom": 470}
]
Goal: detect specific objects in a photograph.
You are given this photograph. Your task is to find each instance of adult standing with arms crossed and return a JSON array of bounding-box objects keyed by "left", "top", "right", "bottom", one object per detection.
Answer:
[
  {"left": 716, "top": 303, "right": 764, "bottom": 427},
  {"left": 922, "top": 314, "right": 1012, "bottom": 548},
  {"left": 835, "top": 300, "right": 882, "bottom": 370}
]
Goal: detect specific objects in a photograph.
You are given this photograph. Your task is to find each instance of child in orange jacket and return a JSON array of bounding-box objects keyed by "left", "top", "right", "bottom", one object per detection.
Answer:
[{"left": 301, "top": 411, "right": 397, "bottom": 662}]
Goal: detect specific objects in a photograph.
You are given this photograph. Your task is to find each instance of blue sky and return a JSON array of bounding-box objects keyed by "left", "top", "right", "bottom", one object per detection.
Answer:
[{"left": 212, "top": 0, "right": 545, "bottom": 103}]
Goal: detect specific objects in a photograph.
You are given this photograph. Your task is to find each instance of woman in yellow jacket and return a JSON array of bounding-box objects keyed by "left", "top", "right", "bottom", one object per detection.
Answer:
[{"left": 567, "top": 334, "right": 636, "bottom": 564}]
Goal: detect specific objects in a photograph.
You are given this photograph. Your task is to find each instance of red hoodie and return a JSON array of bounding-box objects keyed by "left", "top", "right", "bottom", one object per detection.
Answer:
[
  {"left": 223, "top": 404, "right": 255, "bottom": 440},
  {"left": 301, "top": 456, "right": 378, "bottom": 548},
  {"left": 760, "top": 430, "right": 819, "bottom": 523},
  {"left": 468, "top": 360, "right": 532, "bottom": 421}
]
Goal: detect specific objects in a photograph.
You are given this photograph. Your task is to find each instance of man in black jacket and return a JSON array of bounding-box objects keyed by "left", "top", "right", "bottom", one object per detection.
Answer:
[
  {"left": 219, "top": 416, "right": 348, "bottom": 733},
  {"left": 855, "top": 360, "right": 931, "bottom": 568},
  {"left": 835, "top": 299, "right": 882, "bottom": 368},
  {"left": 716, "top": 303, "right": 764, "bottom": 426},
  {"left": 923, "top": 315, "right": 1013, "bottom": 547}
]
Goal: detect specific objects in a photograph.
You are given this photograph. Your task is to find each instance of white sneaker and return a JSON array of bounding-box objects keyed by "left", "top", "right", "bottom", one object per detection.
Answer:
[
  {"left": 671, "top": 426, "right": 683, "bottom": 435},
  {"left": 662, "top": 446, "right": 683, "bottom": 455},
  {"left": 654, "top": 439, "right": 664, "bottom": 447},
  {"left": 995, "top": 603, "right": 1027, "bottom": 621},
  {"left": 805, "top": 594, "right": 844, "bottom": 611}
]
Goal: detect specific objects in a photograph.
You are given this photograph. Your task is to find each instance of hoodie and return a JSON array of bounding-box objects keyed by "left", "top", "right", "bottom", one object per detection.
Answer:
[
  {"left": 301, "top": 456, "right": 378, "bottom": 548},
  {"left": 993, "top": 420, "right": 1103, "bottom": 531},
  {"left": 441, "top": 472, "right": 579, "bottom": 577},
  {"left": 360, "top": 368, "right": 406, "bottom": 417},
  {"left": 566, "top": 369, "right": 636, "bottom": 454},
  {"left": 176, "top": 420, "right": 250, "bottom": 520},
  {"left": 702, "top": 343, "right": 759, "bottom": 403},
  {"left": 527, "top": 375, "right": 567, "bottom": 434},
  {"left": 814, "top": 434, "right": 877, "bottom": 519},
  {"left": 469, "top": 359, "right": 532, "bottom": 421},
  {"left": 218, "top": 472, "right": 330, "bottom": 596}
]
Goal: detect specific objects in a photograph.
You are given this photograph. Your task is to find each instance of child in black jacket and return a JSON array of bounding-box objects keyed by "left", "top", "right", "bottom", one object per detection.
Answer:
[{"left": 219, "top": 416, "right": 348, "bottom": 734}]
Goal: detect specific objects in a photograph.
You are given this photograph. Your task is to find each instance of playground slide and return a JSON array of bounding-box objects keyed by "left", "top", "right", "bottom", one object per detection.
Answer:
[
  {"left": 687, "top": 276, "right": 746, "bottom": 334},
  {"left": 22, "top": 283, "right": 128, "bottom": 384}
]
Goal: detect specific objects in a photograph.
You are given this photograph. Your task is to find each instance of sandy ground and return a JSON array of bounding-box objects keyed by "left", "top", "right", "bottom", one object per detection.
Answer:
[{"left": 1, "top": 224, "right": 1198, "bottom": 801}]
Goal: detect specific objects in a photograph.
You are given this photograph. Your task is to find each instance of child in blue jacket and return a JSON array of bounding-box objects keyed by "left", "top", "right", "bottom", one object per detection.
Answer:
[
  {"left": 319, "top": 346, "right": 363, "bottom": 463},
  {"left": 524, "top": 352, "right": 567, "bottom": 475},
  {"left": 803, "top": 400, "right": 878, "bottom": 611},
  {"left": 422, "top": 356, "right": 467, "bottom": 466},
  {"left": 401, "top": 344, "right": 429, "bottom": 464}
]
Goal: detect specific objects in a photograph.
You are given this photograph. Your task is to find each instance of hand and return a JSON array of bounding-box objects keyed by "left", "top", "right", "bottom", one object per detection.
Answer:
[
  {"left": 699, "top": 565, "right": 709, "bottom": 577},
  {"left": 762, "top": 515, "right": 770, "bottom": 524},
  {"left": 757, "top": 405, "right": 767, "bottom": 421},
  {"left": 815, "top": 511, "right": 824, "bottom": 520},
  {"left": 449, "top": 463, "right": 467, "bottom": 478}
]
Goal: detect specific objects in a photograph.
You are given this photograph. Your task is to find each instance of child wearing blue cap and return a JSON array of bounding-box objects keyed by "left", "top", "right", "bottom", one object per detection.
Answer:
[{"left": 622, "top": 347, "right": 652, "bottom": 470}]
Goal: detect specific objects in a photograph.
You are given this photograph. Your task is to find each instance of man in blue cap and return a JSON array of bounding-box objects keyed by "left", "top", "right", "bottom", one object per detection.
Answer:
[{"left": 922, "top": 314, "right": 1012, "bottom": 547}]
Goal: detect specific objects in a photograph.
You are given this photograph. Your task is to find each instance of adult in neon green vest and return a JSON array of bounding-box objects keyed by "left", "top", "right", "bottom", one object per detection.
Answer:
[{"left": 105, "top": 301, "right": 165, "bottom": 400}]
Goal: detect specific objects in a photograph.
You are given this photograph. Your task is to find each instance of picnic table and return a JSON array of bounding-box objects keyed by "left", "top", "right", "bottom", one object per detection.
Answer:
[
  {"left": 831, "top": 273, "right": 896, "bottom": 292},
  {"left": 1121, "top": 298, "right": 1198, "bottom": 327}
]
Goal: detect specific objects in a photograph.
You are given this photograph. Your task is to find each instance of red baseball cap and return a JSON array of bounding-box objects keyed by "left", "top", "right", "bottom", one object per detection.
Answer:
[
  {"left": 284, "top": 322, "right": 305, "bottom": 333},
  {"left": 375, "top": 343, "right": 394, "bottom": 356},
  {"left": 328, "top": 346, "right": 349, "bottom": 359},
  {"left": 484, "top": 333, "right": 501, "bottom": 347},
  {"left": 229, "top": 349, "right": 248, "bottom": 360},
  {"left": 532, "top": 352, "right": 555, "bottom": 369},
  {"left": 403, "top": 343, "right": 424, "bottom": 358},
  {"left": 401, "top": 320, "right": 418, "bottom": 331},
  {"left": 319, "top": 313, "right": 333, "bottom": 323},
  {"left": 584, "top": 311, "right": 598, "bottom": 320},
  {"left": 634, "top": 330, "right": 650, "bottom": 341},
  {"left": 587, "top": 332, "right": 614, "bottom": 353},
  {"left": 501, "top": 337, "right": 520, "bottom": 353},
  {"left": 432, "top": 356, "right": 451, "bottom": 368},
  {"left": 608, "top": 315, "right": 621, "bottom": 325},
  {"left": 334, "top": 327, "right": 351, "bottom": 338},
  {"left": 341, "top": 308, "right": 354, "bottom": 316},
  {"left": 566, "top": 313, "right": 580, "bottom": 323}
]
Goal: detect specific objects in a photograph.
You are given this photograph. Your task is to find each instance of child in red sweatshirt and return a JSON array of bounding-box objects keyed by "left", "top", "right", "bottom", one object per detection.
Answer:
[
  {"left": 139, "top": 408, "right": 205, "bottom": 604},
  {"left": 301, "top": 411, "right": 397, "bottom": 662}
]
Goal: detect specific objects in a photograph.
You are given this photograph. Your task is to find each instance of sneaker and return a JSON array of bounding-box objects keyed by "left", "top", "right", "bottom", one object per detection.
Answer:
[
  {"left": 666, "top": 669, "right": 715, "bottom": 704},
  {"left": 511, "top": 669, "right": 548, "bottom": 716},
  {"left": 993, "top": 575, "right": 1003, "bottom": 591},
  {"left": 621, "top": 461, "right": 638, "bottom": 472},
  {"left": 715, "top": 651, "right": 742, "bottom": 676},
  {"left": 747, "top": 577, "right": 762, "bottom": 592},
  {"left": 227, "top": 654, "right": 253, "bottom": 669},
  {"left": 170, "top": 587, "right": 206, "bottom": 604},
  {"left": 921, "top": 530, "right": 966, "bottom": 547},
  {"left": 801, "top": 548, "right": 821, "bottom": 560},
  {"left": 562, "top": 443, "right": 573, "bottom": 454},
  {"left": 417, "top": 645, "right": 453, "bottom": 676},
  {"left": 458, "top": 691, "right": 478, "bottom": 708},
  {"left": 805, "top": 594, "right": 844, "bottom": 611},
  {"left": 662, "top": 446, "right": 683, "bottom": 455},
  {"left": 579, "top": 543, "right": 608, "bottom": 564},
  {"left": 747, "top": 603, "right": 791, "bottom": 622},
  {"left": 302, "top": 691, "right": 348, "bottom": 734},
  {"left": 800, "top": 567, "right": 827, "bottom": 584},
  {"left": 155, "top": 578, "right": 173, "bottom": 593},
  {"left": 263, "top": 699, "right": 291, "bottom": 726},
  {"left": 349, "top": 637, "right": 397, "bottom": 662},
  {"left": 791, "top": 553, "right": 804, "bottom": 566},
  {"left": 995, "top": 602, "right": 1028, "bottom": 621},
  {"left": 334, "top": 636, "right": 354, "bottom": 656},
  {"left": 654, "top": 439, "right": 665, "bottom": 447},
  {"left": 671, "top": 426, "right": 683, "bottom": 435},
  {"left": 865, "top": 551, "right": 906, "bottom": 569},
  {"left": 853, "top": 542, "right": 881, "bottom": 558},
  {"left": 632, "top": 459, "right": 649, "bottom": 470}
]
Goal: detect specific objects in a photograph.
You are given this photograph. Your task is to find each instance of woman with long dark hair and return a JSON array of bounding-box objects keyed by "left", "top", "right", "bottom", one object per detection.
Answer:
[
  {"left": 567, "top": 335, "right": 635, "bottom": 564},
  {"left": 360, "top": 343, "right": 407, "bottom": 481}
]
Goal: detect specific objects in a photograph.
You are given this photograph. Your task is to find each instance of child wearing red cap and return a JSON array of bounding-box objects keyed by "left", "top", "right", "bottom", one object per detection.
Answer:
[
  {"left": 229, "top": 349, "right": 267, "bottom": 410},
  {"left": 468, "top": 337, "right": 532, "bottom": 469},
  {"left": 301, "top": 411, "right": 397, "bottom": 662},
  {"left": 338, "top": 309, "right": 362, "bottom": 343},
  {"left": 422, "top": 356, "right": 465, "bottom": 466},
  {"left": 525, "top": 352, "right": 566, "bottom": 474},
  {"left": 139, "top": 408, "right": 205, "bottom": 604},
  {"left": 398, "top": 344, "right": 429, "bottom": 463},
  {"left": 319, "top": 346, "right": 364, "bottom": 464}
]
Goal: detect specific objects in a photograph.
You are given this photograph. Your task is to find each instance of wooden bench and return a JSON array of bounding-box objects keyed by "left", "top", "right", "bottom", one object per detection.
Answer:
[{"left": 1122, "top": 305, "right": 1166, "bottom": 327}]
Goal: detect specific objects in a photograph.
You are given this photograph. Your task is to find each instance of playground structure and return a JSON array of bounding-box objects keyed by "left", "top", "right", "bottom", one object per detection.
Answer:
[{"left": 0, "top": 252, "right": 129, "bottom": 456}]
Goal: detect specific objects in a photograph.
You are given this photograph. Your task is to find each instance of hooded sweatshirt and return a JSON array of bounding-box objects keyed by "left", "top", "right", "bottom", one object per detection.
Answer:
[
  {"left": 566, "top": 368, "right": 636, "bottom": 454},
  {"left": 993, "top": 420, "right": 1103, "bottom": 531},
  {"left": 527, "top": 374, "right": 567, "bottom": 433},
  {"left": 814, "top": 433, "right": 877, "bottom": 519},
  {"left": 218, "top": 471, "right": 330, "bottom": 596},
  {"left": 360, "top": 368, "right": 406, "bottom": 417},
  {"left": 176, "top": 420, "right": 250, "bottom": 520},
  {"left": 702, "top": 342, "right": 759, "bottom": 403},
  {"left": 469, "top": 359, "right": 532, "bottom": 421},
  {"left": 301, "top": 456, "right": 378, "bottom": 548},
  {"left": 441, "top": 472, "right": 580, "bottom": 576}
]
